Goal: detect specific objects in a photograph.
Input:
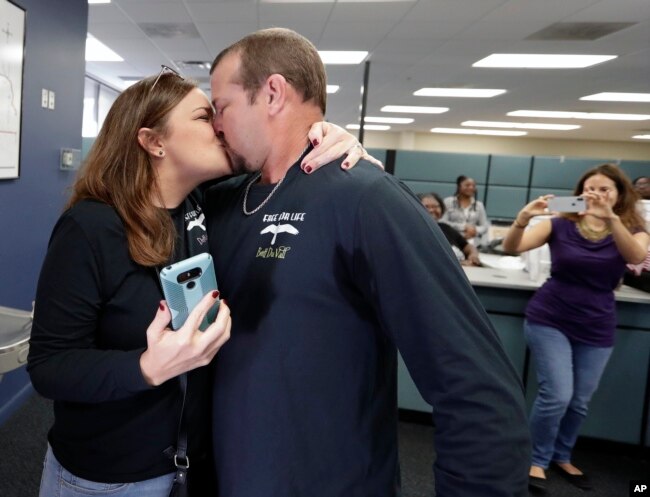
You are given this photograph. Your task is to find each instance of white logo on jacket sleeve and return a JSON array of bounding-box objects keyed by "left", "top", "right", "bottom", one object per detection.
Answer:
[
  {"left": 187, "top": 212, "right": 206, "bottom": 231},
  {"left": 260, "top": 223, "right": 299, "bottom": 245}
]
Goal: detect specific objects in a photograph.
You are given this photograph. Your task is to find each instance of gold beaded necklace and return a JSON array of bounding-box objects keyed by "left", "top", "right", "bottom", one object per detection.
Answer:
[{"left": 576, "top": 218, "right": 611, "bottom": 242}]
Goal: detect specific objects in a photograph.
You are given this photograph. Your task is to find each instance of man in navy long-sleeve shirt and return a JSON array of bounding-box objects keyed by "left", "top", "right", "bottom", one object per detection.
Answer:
[{"left": 206, "top": 27, "right": 530, "bottom": 497}]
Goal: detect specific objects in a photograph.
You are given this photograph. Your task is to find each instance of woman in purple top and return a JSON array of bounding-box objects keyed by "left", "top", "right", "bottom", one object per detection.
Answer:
[{"left": 503, "top": 164, "right": 649, "bottom": 493}]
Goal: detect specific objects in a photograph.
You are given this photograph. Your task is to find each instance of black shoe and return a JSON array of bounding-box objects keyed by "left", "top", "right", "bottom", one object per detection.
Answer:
[
  {"left": 528, "top": 475, "right": 547, "bottom": 493},
  {"left": 551, "top": 462, "right": 593, "bottom": 490}
]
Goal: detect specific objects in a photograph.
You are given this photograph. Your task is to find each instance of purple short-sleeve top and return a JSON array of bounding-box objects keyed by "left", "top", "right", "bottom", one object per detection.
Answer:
[{"left": 525, "top": 217, "right": 627, "bottom": 347}]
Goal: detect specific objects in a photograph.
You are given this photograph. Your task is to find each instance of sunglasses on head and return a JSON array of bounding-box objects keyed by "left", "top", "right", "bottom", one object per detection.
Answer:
[{"left": 150, "top": 65, "right": 184, "bottom": 92}]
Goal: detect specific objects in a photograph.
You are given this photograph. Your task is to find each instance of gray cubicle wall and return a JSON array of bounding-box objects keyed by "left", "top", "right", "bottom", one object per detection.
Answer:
[
  {"left": 485, "top": 155, "right": 532, "bottom": 219},
  {"left": 393, "top": 150, "right": 489, "bottom": 203},
  {"left": 391, "top": 151, "right": 650, "bottom": 220},
  {"left": 529, "top": 156, "right": 609, "bottom": 200},
  {"left": 365, "top": 148, "right": 387, "bottom": 168}
]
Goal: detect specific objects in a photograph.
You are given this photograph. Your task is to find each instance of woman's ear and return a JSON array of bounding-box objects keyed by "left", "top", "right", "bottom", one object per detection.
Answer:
[{"left": 137, "top": 128, "right": 165, "bottom": 158}]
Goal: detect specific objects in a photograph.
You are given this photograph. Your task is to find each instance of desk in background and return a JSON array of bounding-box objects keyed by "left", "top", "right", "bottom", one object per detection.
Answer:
[{"left": 398, "top": 260, "right": 650, "bottom": 448}]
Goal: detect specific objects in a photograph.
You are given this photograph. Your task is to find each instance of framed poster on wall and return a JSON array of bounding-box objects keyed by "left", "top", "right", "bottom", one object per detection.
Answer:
[{"left": 0, "top": 0, "right": 25, "bottom": 180}]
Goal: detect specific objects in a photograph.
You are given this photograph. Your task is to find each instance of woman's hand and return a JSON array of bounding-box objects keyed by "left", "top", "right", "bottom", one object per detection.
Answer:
[
  {"left": 503, "top": 195, "right": 554, "bottom": 254},
  {"left": 581, "top": 191, "right": 616, "bottom": 221},
  {"left": 464, "top": 225, "right": 478, "bottom": 238},
  {"left": 518, "top": 194, "right": 553, "bottom": 224},
  {"left": 302, "top": 122, "right": 384, "bottom": 173},
  {"left": 139, "top": 292, "right": 231, "bottom": 386},
  {"left": 462, "top": 253, "right": 482, "bottom": 266}
]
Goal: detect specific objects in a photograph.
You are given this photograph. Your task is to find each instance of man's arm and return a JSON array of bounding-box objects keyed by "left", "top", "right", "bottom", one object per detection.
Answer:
[{"left": 352, "top": 175, "right": 530, "bottom": 497}]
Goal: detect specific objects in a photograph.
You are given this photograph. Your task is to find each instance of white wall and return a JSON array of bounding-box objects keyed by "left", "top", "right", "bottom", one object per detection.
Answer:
[{"left": 363, "top": 131, "right": 650, "bottom": 161}]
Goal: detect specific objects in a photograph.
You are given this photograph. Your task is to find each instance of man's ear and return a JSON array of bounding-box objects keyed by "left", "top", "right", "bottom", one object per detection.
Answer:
[
  {"left": 263, "top": 74, "right": 288, "bottom": 116},
  {"left": 137, "top": 128, "right": 165, "bottom": 158}
]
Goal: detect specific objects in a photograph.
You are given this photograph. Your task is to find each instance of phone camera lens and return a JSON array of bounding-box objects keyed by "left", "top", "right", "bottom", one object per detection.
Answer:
[{"left": 187, "top": 281, "right": 196, "bottom": 290}]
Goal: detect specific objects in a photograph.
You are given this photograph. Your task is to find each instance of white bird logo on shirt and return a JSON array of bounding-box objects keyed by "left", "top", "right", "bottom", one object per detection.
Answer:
[
  {"left": 187, "top": 213, "right": 206, "bottom": 231},
  {"left": 260, "top": 223, "right": 299, "bottom": 245}
]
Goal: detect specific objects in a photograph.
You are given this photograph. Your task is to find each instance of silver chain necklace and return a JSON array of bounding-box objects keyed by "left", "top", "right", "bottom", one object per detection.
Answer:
[{"left": 242, "top": 144, "right": 309, "bottom": 216}]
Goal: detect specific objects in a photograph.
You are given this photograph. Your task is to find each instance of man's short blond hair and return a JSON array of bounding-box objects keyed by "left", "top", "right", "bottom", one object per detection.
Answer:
[{"left": 211, "top": 27, "right": 327, "bottom": 114}]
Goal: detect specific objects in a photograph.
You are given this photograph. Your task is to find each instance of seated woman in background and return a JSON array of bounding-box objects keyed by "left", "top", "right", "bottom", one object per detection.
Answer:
[
  {"left": 442, "top": 175, "right": 490, "bottom": 247},
  {"left": 632, "top": 176, "right": 650, "bottom": 200},
  {"left": 502, "top": 163, "right": 649, "bottom": 493},
  {"left": 418, "top": 192, "right": 481, "bottom": 266}
]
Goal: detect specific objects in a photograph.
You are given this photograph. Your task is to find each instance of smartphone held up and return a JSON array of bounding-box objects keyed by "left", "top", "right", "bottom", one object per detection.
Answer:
[
  {"left": 547, "top": 196, "right": 586, "bottom": 213},
  {"left": 159, "top": 253, "right": 219, "bottom": 330}
]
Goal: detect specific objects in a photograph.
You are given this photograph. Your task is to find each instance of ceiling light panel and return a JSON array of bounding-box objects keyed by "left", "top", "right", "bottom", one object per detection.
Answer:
[
  {"left": 462, "top": 121, "right": 580, "bottom": 131},
  {"left": 326, "top": 85, "right": 340, "bottom": 94},
  {"left": 88, "top": 0, "right": 110, "bottom": 4},
  {"left": 381, "top": 105, "right": 448, "bottom": 114},
  {"left": 580, "top": 93, "right": 650, "bottom": 103},
  {"left": 346, "top": 124, "right": 391, "bottom": 131},
  {"left": 414, "top": 88, "right": 506, "bottom": 98},
  {"left": 431, "top": 128, "right": 527, "bottom": 136},
  {"left": 632, "top": 135, "right": 650, "bottom": 140},
  {"left": 473, "top": 54, "right": 617, "bottom": 69},
  {"left": 86, "top": 34, "right": 123, "bottom": 62},
  {"left": 364, "top": 116, "right": 414, "bottom": 124},
  {"left": 508, "top": 110, "right": 650, "bottom": 121}
]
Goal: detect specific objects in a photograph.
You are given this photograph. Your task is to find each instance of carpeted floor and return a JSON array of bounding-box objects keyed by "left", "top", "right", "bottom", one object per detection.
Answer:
[
  {"left": 397, "top": 421, "right": 650, "bottom": 497},
  {"left": 1, "top": 393, "right": 51, "bottom": 496},
  {"left": 1, "top": 393, "right": 647, "bottom": 496}
]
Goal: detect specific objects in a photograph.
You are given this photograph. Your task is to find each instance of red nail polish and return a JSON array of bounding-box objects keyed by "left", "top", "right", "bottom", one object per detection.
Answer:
[
  {"left": 159, "top": 302, "right": 165, "bottom": 311},
  {"left": 342, "top": 162, "right": 350, "bottom": 169},
  {"left": 305, "top": 165, "right": 313, "bottom": 174},
  {"left": 212, "top": 290, "right": 220, "bottom": 299},
  {"left": 312, "top": 139, "right": 319, "bottom": 146}
]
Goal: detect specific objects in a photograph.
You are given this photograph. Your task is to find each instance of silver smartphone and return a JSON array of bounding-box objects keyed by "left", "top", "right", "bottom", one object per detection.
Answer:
[
  {"left": 159, "top": 253, "right": 219, "bottom": 330},
  {"left": 547, "top": 196, "right": 586, "bottom": 213}
]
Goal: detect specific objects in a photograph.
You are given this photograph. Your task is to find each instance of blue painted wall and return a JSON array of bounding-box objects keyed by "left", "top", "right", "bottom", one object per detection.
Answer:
[
  {"left": 0, "top": 0, "right": 87, "bottom": 424},
  {"left": 0, "top": 0, "right": 87, "bottom": 310}
]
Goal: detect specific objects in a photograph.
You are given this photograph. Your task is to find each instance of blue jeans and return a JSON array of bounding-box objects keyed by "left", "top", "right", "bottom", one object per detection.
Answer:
[
  {"left": 524, "top": 321, "right": 612, "bottom": 468},
  {"left": 39, "top": 444, "right": 175, "bottom": 497}
]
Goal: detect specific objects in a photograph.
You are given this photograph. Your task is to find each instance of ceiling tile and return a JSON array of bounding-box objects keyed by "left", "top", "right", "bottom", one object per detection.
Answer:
[
  {"left": 87, "top": 22, "right": 147, "bottom": 40},
  {"left": 567, "top": 0, "right": 650, "bottom": 22},
  {"left": 118, "top": 0, "right": 193, "bottom": 23}
]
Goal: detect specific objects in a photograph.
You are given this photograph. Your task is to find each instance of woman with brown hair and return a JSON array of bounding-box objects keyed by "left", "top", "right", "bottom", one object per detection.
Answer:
[
  {"left": 503, "top": 163, "right": 649, "bottom": 493},
  {"left": 27, "top": 67, "right": 371, "bottom": 497}
]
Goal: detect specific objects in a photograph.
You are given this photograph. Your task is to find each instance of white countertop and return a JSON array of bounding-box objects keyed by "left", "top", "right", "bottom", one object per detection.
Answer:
[{"left": 462, "top": 255, "right": 650, "bottom": 305}]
